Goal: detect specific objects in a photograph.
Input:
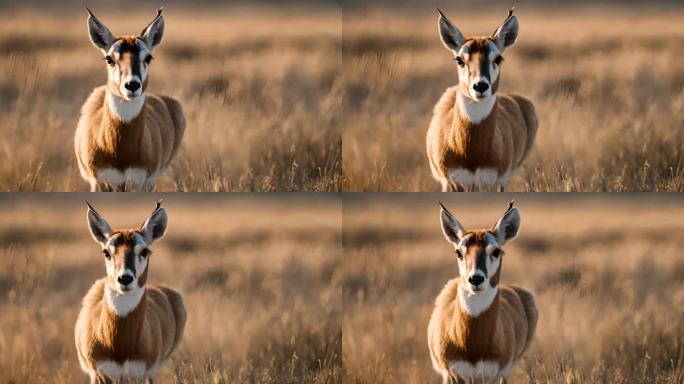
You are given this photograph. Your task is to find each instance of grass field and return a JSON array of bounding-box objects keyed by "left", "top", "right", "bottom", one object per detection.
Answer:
[
  {"left": 342, "top": 194, "right": 684, "bottom": 383},
  {"left": 342, "top": 4, "right": 684, "bottom": 191},
  {"left": 0, "top": 4, "right": 341, "bottom": 191},
  {"left": 0, "top": 194, "right": 342, "bottom": 383}
]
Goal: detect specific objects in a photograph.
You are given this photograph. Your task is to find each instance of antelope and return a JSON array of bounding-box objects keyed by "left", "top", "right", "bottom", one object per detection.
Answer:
[
  {"left": 426, "top": 8, "right": 538, "bottom": 192},
  {"left": 428, "top": 202, "right": 537, "bottom": 383},
  {"left": 75, "top": 201, "right": 186, "bottom": 384},
  {"left": 75, "top": 8, "right": 185, "bottom": 192}
]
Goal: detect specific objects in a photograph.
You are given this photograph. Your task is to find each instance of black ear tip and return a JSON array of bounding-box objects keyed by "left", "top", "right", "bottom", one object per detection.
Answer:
[
  {"left": 85, "top": 200, "right": 94, "bottom": 210},
  {"left": 439, "top": 201, "right": 452, "bottom": 215},
  {"left": 504, "top": 7, "right": 517, "bottom": 23}
]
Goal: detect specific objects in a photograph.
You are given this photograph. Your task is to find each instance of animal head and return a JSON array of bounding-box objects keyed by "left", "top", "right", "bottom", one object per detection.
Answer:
[
  {"left": 437, "top": 8, "right": 519, "bottom": 101},
  {"left": 439, "top": 201, "right": 520, "bottom": 295},
  {"left": 86, "top": 7, "right": 165, "bottom": 101},
  {"left": 86, "top": 201, "right": 168, "bottom": 295}
]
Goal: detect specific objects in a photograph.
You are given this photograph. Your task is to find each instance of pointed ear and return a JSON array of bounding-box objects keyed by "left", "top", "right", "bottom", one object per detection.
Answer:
[
  {"left": 140, "top": 7, "right": 165, "bottom": 50},
  {"left": 492, "top": 8, "right": 519, "bottom": 51},
  {"left": 437, "top": 9, "right": 465, "bottom": 53},
  {"left": 86, "top": 8, "right": 115, "bottom": 53},
  {"left": 493, "top": 203, "right": 520, "bottom": 244},
  {"left": 86, "top": 201, "right": 112, "bottom": 245},
  {"left": 439, "top": 202, "right": 465, "bottom": 245},
  {"left": 141, "top": 201, "right": 167, "bottom": 244}
]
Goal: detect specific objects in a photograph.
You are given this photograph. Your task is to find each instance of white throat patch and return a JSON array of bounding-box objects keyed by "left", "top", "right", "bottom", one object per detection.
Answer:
[
  {"left": 458, "top": 284, "right": 498, "bottom": 317},
  {"left": 106, "top": 91, "right": 145, "bottom": 123},
  {"left": 456, "top": 92, "right": 496, "bottom": 124},
  {"left": 105, "top": 285, "right": 145, "bottom": 317}
]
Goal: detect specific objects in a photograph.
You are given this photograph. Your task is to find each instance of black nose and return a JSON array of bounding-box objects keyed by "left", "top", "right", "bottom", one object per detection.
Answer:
[
  {"left": 118, "top": 274, "right": 134, "bottom": 286},
  {"left": 473, "top": 81, "right": 490, "bottom": 93},
  {"left": 124, "top": 81, "right": 141, "bottom": 92},
  {"left": 468, "top": 274, "right": 485, "bottom": 286}
]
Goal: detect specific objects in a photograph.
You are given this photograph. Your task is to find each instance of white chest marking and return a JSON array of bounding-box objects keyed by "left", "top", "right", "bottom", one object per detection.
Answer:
[
  {"left": 96, "top": 360, "right": 148, "bottom": 380},
  {"left": 450, "top": 360, "right": 501, "bottom": 380},
  {"left": 475, "top": 168, "right": 498, "bottom": 190},
  {"left": 105, "top": 285, "right": 145, "bottom": 317},
  {"left": 98, "top": 167, "right": 149, "bottom": 189},
  {"left": 448, "top": 168, "right": 503, "bottom": 191},
  {"left": 449, "top": 168, "right": 475, "bottom": 190},
  {"left": 457, "top": 93, "right": 496, "bottom": 124},
  {"left": 458, "top": 285, "right": 498, "bottom": 317},
  {"left": 107, "top": 91, "right": 145, "bottom": 123}
]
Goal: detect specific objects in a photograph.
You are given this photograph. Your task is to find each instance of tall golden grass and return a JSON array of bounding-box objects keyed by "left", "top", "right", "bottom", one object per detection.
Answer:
[
  {"left": 0, "top": 194, "right": 341, "bottom": 383},
  {"left": 343, "top": 194, "right": 684, "bottom": 383},
  {"left": 342, "top": 5, "right": 684, "bottom": 191},
  {"left": 0, "top": 5, "right": 341, "bottom": 191}
]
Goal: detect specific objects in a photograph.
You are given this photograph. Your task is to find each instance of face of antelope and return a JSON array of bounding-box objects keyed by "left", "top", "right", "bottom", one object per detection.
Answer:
[
  {"left": 86, "top": 202, "right": 168, "bottom": 295},
  {"left": 439, "top": 202, "right": 520, "bottom": 295},
  {"left": 438, "top": 9, "right": 519, "bottom": 101},
  {"left": 86, "top": 8, "right": 165, "bottom": 101}
]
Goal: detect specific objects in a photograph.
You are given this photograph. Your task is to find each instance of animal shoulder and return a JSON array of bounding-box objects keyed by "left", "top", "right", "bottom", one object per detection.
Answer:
[
  {"left": 80, "top": 278, "right": 107, "bottom": 309},
  {"left": 80, "top": 86, "right": 107, "bottom": 117},
  {"left": 434, "top": 278, "right": 460, "bottom": 309},
  {"left": 433, "top": 86, "right": 459, "bottom": 118}
]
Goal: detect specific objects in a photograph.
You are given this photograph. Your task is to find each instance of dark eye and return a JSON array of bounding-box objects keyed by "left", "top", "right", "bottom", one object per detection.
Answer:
[
  {"left": 104, "top": 56, "right": 114, "bottom": 66},
  {"left": 492, "top": 248, "right": 503, "bottom": 258},
  {"left": 140, "top": 249, "right": 151, "bottom": 258},
  {"left": 455, "top": 249, "right": 463, "bottom": 259},
  {"left": 144, "top": 55, "right": 153, "bottom": 64},
  {"left": 455, "top": 56, "right": 465, "bottom": 67},
  {"left": 103, "top": 249, "right": 111, "bottom": 260},
  {"left": 494, "top": 56, "right": 504, "bottom": 65}
]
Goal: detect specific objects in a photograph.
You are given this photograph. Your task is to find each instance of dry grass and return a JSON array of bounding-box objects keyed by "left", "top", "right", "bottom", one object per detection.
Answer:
[
  {"left": 342, "top": 194, "right": 684, "bottom": 383},
  {"left": 0, "top": 194, "right": 342, "bottom": 383},
  {"left": 0, "top": 5, "right": 341, "bottom": 191},
  {"left": 342, "top": 4, "right": 684, "bottom": 191}
]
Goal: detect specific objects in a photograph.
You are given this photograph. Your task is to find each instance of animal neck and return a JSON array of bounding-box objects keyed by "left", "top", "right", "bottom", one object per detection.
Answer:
[
  {"left": 99, "top": 90, "right": 146, "bottom": 150},
  {"left": 455, "top": 92, "right": 497, "bottom": 125},
  {"left": 453, "top": 284, "right": 499, "bottom": 347},
  {"left": 451, "top": 92, "right": 497, "bottom": 156},
  {"left": 98, "top": 285, "right": 147, "bottom": 347}
]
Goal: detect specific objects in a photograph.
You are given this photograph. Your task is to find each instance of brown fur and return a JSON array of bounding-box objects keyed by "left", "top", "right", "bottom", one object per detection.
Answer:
[
  {"left": 75, "top": 228, "right": 186, "bottom": 384},
  {"left": 426, "top": 36, "right": 538, "bottom": 192},
  {"left": 427, "top": 229, "right": 538, "bottom": 383},
  {"left": 75, "top": 36, "right": 185, "bottom": 192}
]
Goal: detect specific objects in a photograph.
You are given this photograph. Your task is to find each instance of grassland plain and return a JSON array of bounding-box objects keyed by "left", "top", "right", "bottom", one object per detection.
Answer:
[
  {"left": 0, "top": 4, "right": 341, "bottom": 191},
  {"left": 0, "top": 194, "right": 342, "bottom": 383},
  {"left": 342, "top": 3, "right": 684, "bottom": 191},
  {"left": 342, "top": 194, "right": 684, "bottom": 383}
]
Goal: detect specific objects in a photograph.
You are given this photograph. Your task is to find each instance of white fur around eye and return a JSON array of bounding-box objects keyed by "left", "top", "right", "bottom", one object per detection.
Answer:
[
  {"left": 138, "top": 41, "right": 150, "bottom": 81},
  {"left": 132, "top": 233, "right": 149, "bottom": 287}
]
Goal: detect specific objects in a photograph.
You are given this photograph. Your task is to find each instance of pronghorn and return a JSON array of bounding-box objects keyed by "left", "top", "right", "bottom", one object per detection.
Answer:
[
  {"left": 428, "top": 202, "right": 537, "bottom": 383},
  {"left": 426, "top": 9, "right": 538, "bottom": 192},
  {"left": 75, "top": 201, "right": 186, "bottom": 384},
  {"left": 75, "top": 8, "right": 185, "bottom": 192}
]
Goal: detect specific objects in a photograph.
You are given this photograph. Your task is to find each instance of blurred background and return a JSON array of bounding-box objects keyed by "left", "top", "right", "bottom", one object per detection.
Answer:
[
  {"left": 0, "top": 0, "right": 341, "bottom": 191},
  {"left": 0, "top": 193, "right": 342, "bottom": 383},
  {"left": 342, "top": 0, "right": 684, "bottom": 191},
  {"left": 343, "top": 193, "right": 684, "bottom": 383}
]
